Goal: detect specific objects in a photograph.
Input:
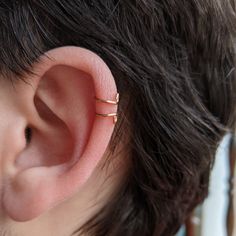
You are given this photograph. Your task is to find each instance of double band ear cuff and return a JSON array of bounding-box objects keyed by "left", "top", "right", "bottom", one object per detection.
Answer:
[{"left": 95, "top": 93, "right": 119, "bottom": 124}]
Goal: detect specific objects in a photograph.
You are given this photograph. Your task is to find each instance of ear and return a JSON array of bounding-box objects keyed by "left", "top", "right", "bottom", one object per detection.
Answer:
[{"left": 2, "top": 47, "right": 119, "bottom": 221}]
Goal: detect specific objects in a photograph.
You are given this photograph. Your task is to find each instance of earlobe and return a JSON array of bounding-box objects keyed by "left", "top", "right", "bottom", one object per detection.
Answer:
[{"left": 2, "top": 47, "right": 119, "bottom": 221}]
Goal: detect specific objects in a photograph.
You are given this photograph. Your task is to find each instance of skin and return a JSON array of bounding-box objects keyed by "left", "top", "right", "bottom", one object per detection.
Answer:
[
  {"left": 0, "top": 47, "right": 126, "bottom": 235},
  {"left": 1, "top": 156, "right": 124, "bottom": 236}
]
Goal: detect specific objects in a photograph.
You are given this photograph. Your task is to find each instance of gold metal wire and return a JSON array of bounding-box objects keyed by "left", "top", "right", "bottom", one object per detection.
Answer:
[{"left": 95, "top": 93, "right": 119, "bottom": 124}]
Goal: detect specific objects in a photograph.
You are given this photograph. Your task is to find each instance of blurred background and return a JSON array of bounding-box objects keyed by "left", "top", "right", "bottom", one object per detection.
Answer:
[{"left": 176, "top": 133, "right": 236, "bottom": 236}]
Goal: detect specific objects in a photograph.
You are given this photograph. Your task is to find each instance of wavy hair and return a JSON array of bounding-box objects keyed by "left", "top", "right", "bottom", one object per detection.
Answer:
[{"left": 0, "top": 1, "right": 236, "bottom": 235}]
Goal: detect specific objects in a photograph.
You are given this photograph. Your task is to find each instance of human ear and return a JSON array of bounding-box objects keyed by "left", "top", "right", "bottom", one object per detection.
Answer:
[{"left": 2, "top": 46, "right": 118, "bottom": 221}]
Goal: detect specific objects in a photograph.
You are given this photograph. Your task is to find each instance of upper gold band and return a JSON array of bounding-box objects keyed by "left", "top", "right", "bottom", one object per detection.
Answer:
[{"left": 95, "top": 93, "right": 119, "bottom": 105}]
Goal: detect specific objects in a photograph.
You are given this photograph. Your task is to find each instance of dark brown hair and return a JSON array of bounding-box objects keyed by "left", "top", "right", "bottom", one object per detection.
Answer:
[{"left": 0, "top": 0, "right": 236, "bottom": 235}]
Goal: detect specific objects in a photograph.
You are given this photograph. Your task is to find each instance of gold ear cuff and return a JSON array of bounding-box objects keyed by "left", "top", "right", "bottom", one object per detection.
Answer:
[{"left": 95, "top": 93, "right": 119, "bottom": 124}]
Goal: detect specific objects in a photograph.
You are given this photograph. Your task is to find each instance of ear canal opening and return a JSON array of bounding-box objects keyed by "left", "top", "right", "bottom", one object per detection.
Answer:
[
  {"left": 24, "top": 126, "right": 32, "bottom": 145},
  {"left": 15, "top": 96, "right": 75, "bottom": 171}
]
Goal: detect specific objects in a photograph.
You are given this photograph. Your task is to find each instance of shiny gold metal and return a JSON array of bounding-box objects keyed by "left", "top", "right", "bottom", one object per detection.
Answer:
[
  {"left": 95, "top": 93, "right": 119, "bottom": 105},
  {"left": 95, "top": 93, "right": 119, "bottom": 124},
  {"left": 95, "top": 112, "right": 118, "bottom": 124}
]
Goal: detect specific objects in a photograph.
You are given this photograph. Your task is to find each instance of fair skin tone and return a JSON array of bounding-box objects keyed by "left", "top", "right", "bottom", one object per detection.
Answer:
[{"left": 0, "top": 47, "right": 125, "bottom": 236}]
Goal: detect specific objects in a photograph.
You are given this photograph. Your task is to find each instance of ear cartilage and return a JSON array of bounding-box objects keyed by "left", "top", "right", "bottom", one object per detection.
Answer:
[{"left": 95, "top": 93, "right": 119, "bottom": 124}]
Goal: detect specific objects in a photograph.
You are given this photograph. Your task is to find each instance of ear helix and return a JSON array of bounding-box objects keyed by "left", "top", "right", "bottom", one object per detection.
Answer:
[{"left": 95, "top": 93, "right": 119, "bottom": 124}]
